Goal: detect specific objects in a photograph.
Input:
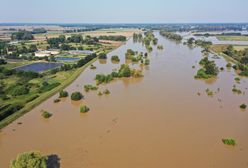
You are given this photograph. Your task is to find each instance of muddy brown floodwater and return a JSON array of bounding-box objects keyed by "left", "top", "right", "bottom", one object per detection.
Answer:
[{"left": 1, "top": 32, "right": 248, "bottom": 168}]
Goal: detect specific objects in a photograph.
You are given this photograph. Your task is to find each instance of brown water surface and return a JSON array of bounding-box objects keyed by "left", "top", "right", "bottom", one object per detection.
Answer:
[{"left": 0, "top": 32, "right": 248, "bottom": 168}]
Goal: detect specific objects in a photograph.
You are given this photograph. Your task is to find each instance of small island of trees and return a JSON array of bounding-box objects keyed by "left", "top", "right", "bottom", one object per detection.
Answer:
[
  {"left": 195, "top": 57, "right": 219, "bottom": 79},
  {"left": 95, "top": 64, "right": 143, "bottom": 85},
  {"left": 71, "top": 92, "right": 83, "bottom": 101},
  {"left": 111, "top": 55, "right": 120, "bottom": 62},
  {"left": 10, "top": 151, "right": 48, "bottom": 168}
]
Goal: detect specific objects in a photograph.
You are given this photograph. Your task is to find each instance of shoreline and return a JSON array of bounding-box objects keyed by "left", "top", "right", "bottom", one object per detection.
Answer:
[{"left": 0, "top": 39, "right": 128, "bottom": 129}]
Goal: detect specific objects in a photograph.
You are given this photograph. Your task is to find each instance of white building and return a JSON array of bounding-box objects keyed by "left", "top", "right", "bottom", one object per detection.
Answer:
[{"left": 35, "top": 50, "right": 60, "bottom": 57}]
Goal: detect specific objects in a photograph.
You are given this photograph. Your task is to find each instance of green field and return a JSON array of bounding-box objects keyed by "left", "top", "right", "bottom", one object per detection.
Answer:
[
  {"left": 216, "top": 35, "right": 248, "bottom": 41},
  {"left": 233, "top": 45, "right": 248, "bottom": 51}
]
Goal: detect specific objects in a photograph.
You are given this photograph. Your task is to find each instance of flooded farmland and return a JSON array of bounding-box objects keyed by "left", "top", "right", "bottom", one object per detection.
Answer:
[{"left": 0, "top": 32, "right": 248, "bottom": 168}]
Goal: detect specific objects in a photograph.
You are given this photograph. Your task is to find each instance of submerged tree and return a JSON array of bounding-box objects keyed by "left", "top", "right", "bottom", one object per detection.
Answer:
[{"left": 10, "top": 151, "right": 47, "bottom": 168}]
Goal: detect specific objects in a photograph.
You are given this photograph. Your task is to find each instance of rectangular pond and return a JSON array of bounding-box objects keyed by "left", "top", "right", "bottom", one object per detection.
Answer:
[
  {"left": 14, "top": 62, "right": 63, "bottom": 73},
  {"left": 56, "top": 57, "right": 81, "bottom": 62}
]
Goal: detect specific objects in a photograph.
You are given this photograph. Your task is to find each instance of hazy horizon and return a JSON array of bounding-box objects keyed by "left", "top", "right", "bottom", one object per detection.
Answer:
[{"left": 1, "top": 0, "right": 248, "bottom": 24}]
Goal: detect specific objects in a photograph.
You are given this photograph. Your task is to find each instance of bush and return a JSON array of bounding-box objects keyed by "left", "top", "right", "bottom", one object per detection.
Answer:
[
  {"left": 0, "top": 59, "right": 7, "bottom": 65},
  {"left": 95, "top": 74, "right": 114, "bottom": 85},
  {"left": 222, "top": 139, "right": 236, "bottom": 146},
  {"left": 232, "top": 86, "right": 242, "bottom": 94},
  {"left": 144, "top": 59, "right": 150, "bottom": 65},
  {"left": 71, "top": 92, "right": 83, "bottom": 101},
  {"left": 84, "top": 85, "right": 98, "bottom": 92},
  {"left": 226, "top": 63, "right": 232, "bottom": 68},
  {"left": 80, "top": 105, "right": 90, "bottom": 113},
  {"left": 111, "top": 55, "right": 120, "bottom": 62},
  {"left": 240, "top": 104, "right": 247, "bottom": 109},
  {"left": 157, "top": 45, "right": 163, "bottom": 50},
  {"left": 90, "top": 64, "right": 96, "bottom": 70},
  {"left": 98, "top": 52, "right": 107, "bottom": 59},
  {"left": 118, "top": 64, "right": 131, "bottom": 77},
  {"left": 54, "top": 99, "right": 61, "bottom": 103},
  {"left": 10, "top": 151, "right": 47, "bottom": 168},
  {"left": 103, "top": 89, "right": 110, "bottom": 95},
  {"left": 195, "top": 69, "right": 211, "bottom": 79},
  {"left": 41, "top": 110, "right": 52, "bottom": 118},
  {"left": 59, "top": 90, "right": 68, "bottom": 98},
  {"left": 234, "top": 77, "right": 240, "bottom": 82},
  {"left": 240, "top": 70, "right": 248, "bottom": 76}
]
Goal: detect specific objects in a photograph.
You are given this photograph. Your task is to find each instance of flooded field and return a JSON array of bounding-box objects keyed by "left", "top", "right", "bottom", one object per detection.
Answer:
[{"left": 0, "top": 32, "right": 248, "bottom": 168}]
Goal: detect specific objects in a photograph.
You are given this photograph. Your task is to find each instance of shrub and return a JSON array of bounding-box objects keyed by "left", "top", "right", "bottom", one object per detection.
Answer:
[
  {"left": 222, "top": 139, "right": 236, "bottom": 146},
  {"left": 41, "top": 110, "right": 52, "bottom": 118},
  {"left": 54, "top": 99, "right": 61, "bottom": 103},
  {"left": 103, "top": 89, "right": 110, "bottom": 95},
  {"left": 144, "top": 59, "right": 150, "bottom": 65},
  {"left": 98, "top": 52, "right": 107, "bottom": 59},
  {"left": 232, "top": 87, "right": 242, "bottom": 94},
  {"left": 95, "top": 74, "right": 114, "bottom": 85},
  {"left": 240, "top": 104, "right": 247, "bottom": 109},
  {"left": 226, "top": 63, "right": 232, "bottom": 68},
  {"left": 71, "top": 92, "right": 83, "bottom": 101},
  {"left": 80, "top": 105, "right": 90, "bottom": 113},
  {"left": 84, "top": 85, "right": 98, "bottom": 92},
  {"left": 90, "top": 64, "right": 96, "bottom": 70},
  {"left": 125, "top": 49, "right": 135, "bottom": 59},
  {"left": 205, "top": 88, "right": 214, "bottom": 96},
  {"left": 111, "top": 55, "right": 120, "bottom": 62},
  {"left": 240, "top": 70, "right": 248, "bottom": 77},
  {"left": 10, "top": 151, "right": 47, "bottom": 168},
  {"left": 195, "top": 69, "right": 211, "bottom": 79},
  {"left": 118, "top": 64, "right": 131, "bottom": 77},
  {"left": 98, "top": 91, "right": 103, "bottom": 96},
  {"left": 234, "top": 77, "right": 240, "bottom": 82},
  {"left": 157, "top": 45, "right": 163, "bottom": 50},
  {"left": 59, "top": 90, "right": 68, "bottom": 98}
]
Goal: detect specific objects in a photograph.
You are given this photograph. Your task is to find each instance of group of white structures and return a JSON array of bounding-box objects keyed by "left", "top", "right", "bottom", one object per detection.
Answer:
[{"left": 34, "top": 50, "right": 94, "bottom": 57}]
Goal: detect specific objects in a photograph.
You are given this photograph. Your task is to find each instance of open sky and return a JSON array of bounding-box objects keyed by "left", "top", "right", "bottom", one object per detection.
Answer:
[{"left": 0, "top": 0, "right": 247, "bottom": 23}]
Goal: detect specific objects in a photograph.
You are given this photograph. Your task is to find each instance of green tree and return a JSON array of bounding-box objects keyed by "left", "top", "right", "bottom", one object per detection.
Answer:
[
  {"left": 10, "top": 151, "right": 47, "bottom": 168},
  {"left": 71, "top": 92, "right": 83, "bottom": 101}
]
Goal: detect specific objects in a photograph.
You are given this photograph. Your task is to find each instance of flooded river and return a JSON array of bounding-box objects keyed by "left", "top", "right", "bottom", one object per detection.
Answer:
[{"left": 0, "top": 32, "right": 248, "bottom": 168}]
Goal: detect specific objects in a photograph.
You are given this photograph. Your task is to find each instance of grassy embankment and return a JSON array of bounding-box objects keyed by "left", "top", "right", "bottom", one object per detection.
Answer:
[
  {"left": 0, "top": 58, "right": 97, "bottom": 129},
  {"left": 210, "top": 44, "right": 246, "bottom": 64}
]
